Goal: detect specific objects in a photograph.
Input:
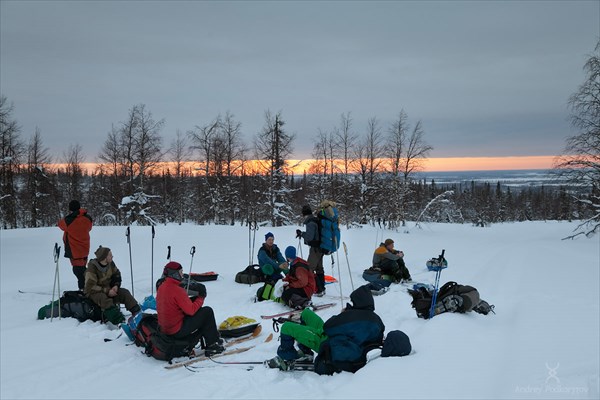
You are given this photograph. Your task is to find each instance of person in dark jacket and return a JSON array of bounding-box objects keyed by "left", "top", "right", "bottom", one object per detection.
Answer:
[
  {"left": 85, "top": 246, "right": 140, "bottom": 324},
  {"left": 268, "top": 285, "right": 385, "bottom": 374},
  {"left": 58, "top": 200, "right": 93, "bottom": 290},
  {"left": 296, "top": 205, "right": 326, "bottom": 296},
  {"left": 257, "top": 232, "right": 288, "bottom": 283},
  {"left": 156, "top": 261, "right": 224, "bottom": 356},
  {"left": 280, "top": 246, "right": 317, "bottom": 309},
  {"left": 372, "top": 238, "right": 412, "bottom": 283}
]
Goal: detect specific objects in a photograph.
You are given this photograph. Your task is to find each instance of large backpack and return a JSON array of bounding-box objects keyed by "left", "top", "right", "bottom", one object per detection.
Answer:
[
  {"left": 407, "top": 281, "right": 493, "bottom": 319},
  {"left": 234, "top": 264, "right": 265, "bottom": 285},
  {"left": 132, "top": 314, "right": 196, "bottom": 362},
  {"left": 318, "top": 200, "right": 341, "bottom": 255},
  {"left": 37, "top": 290, "right": 102, "bottom": 322}
]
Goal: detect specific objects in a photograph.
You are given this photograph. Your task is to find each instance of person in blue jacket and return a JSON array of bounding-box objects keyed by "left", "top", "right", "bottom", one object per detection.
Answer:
[{"left": 257, "top": 232, "right": 288, "bottom": 283}]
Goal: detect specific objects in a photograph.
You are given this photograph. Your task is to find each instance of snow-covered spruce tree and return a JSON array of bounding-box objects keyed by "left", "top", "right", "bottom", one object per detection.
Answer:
[
  {"left": 0, "top": 95, "right": 25, "bottom": 228},
  {"left": 554, "top": 40, "right": 600, "bottom": 238},
  {"left": 254, "top": 110, "right": 296, "bottom": 226},
  {"left": 98, "top": 104, "right": 164, "bottom": 226}
]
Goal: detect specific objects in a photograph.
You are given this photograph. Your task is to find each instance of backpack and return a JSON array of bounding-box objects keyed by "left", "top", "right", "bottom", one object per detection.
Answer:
[
  {"left": 408, "top": 281, "right": 493, "bottom": 319},
  {"left": 235, "top": 264, "right": 265, "bottom": 285},
  {"left": 37, "top": 290, "right": 102, "bottom": 322},
  {"left": 132, "top": 314, "right": 196, "bottom": 362},
  {"left": 155, "top": 276, "right": 207, "bottom": 297},
  {"left": 318, "top": 200, "right": 341, "bottom": 255}
]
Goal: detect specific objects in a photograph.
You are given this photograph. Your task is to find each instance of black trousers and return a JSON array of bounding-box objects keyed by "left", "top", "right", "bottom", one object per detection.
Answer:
[
  {"left": 380, "top": 258, "right": 412, "bottom": 280},
  {"left": 171, "top": 306, "right": 220, "bottom": 347},
  {"left": 72, "top": 266, "right": 86, "bottom": 291},
  {"left": 281, "top": 287, "right": 309, "bottom": 307}
]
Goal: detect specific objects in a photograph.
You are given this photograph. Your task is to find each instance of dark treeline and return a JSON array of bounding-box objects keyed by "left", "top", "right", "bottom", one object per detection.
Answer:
[
  {"left": 0, "top": 165, "right": 593, "bottom": 230},
  {"left": 1, "top": 98, "right": 596, "bottom": 230}
]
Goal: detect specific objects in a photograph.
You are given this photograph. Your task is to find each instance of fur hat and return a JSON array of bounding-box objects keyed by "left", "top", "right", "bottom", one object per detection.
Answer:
[
  {"left": 285, "top": 246, "right": 296, "bottom": 260},
  {"left": 94, "top": 246, "right": 111, "bottom": 262},
  {"left": 384, "top": 238, "right": 394, "bottom": 246},
  {"left": 301, "top": 205, "right": 312, "bottom": 216},
  {"left": 68, "top": 200, "right": 81, "bottom": 212},
  {"left": 163, "top": 261, "right": 183, "bottom": 280},
  {"left": 265, "top": 232, "right": 274, "bottom": 241}
]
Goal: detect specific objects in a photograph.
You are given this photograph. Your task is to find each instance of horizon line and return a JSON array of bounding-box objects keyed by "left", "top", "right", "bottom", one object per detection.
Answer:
[{"left": 54, "top": 155, "right": 558, "bottom": 175}]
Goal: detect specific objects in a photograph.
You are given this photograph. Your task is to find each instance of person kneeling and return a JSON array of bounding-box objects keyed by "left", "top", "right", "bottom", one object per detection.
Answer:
[
  {"left": 280, "top": 246, "right": 316, "bottom": 309},
  {"left": 156, "top": 262, "right": 224, "bottom": 357}
]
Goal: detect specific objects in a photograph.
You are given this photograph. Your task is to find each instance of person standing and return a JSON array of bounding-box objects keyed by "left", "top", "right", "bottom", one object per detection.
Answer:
[
  {"left": 296, "top": 205, "right": 326, "bottom": 296},
  {"left": 58, "top": 200, "right": 93, "bottom": 290},
  {"left": 156, "top": 261, "right": 225, "bottom": 356}
]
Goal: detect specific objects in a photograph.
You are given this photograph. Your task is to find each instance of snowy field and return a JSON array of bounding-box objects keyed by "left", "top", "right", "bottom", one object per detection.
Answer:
[{"left": 1, "top": 221, "right": 599, "bottom": 399}]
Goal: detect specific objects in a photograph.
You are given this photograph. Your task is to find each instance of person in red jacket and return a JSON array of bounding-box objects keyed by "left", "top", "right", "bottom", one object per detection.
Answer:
[
  {"left": 156, "top": 262, "right": 225, "bottom": 356},
  {"left": 281, "top": 246, "right": 317, "bottom": 309},
  {"left": 58, "top": 200, "right": 93, "bottom": 290}
]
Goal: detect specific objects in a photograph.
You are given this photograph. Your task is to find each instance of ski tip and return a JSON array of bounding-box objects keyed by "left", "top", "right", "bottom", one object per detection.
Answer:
[{"left": 265, "top": 333, "right": 274, "bottom": 343}]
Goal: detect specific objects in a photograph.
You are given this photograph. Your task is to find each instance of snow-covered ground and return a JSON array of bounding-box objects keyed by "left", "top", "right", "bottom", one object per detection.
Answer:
[{"left": 1, "top": 221, "right": 598, "bottom": 399}]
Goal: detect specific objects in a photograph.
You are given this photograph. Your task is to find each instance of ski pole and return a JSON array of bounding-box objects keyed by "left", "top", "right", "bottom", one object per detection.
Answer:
[
  {"left": 186, "top": 246, "right": 196, "bottom": 294},
  {"left": 297, "top": 237, "right": 303, "bottom": 258},
  {"left": 429, "top": 249, "right": 445, "bottom": 319},
  {"left": 167, "top": 245, "right": 171, "bottom": 261},
  {"left": 126, "top": 227, "right": 134, "bottom": 297},
  {"left": 51, "top": 243, "right": 62, "bottom": 321},
  {"left": 151, "top": 225, "right": 155, "bottom": 296},
  {"left": 342, "top": 242, "right": 354, "bottom": 291}
]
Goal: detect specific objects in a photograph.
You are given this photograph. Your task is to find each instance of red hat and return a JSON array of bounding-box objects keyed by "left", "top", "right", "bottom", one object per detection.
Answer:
[{"left": 164, "top": 261, "right": 182, "bottom": 271}]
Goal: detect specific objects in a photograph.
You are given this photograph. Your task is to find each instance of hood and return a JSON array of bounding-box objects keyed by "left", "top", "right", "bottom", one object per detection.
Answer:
[{"left": 348, "top": 285, "right": 375, "bottom": 311}]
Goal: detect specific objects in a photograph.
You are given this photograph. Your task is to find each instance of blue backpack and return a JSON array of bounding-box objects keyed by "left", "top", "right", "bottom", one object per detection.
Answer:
[{"left": 318, "top": 201, "right": 341, "bottom": 255}]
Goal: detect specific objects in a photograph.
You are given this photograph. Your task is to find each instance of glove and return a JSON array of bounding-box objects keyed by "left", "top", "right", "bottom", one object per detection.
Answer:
[
  {"left": 195, "top": 283, "right": 207, "bottom": 298},
  {"left": 296, "top": 229, "right": 302, "bottom": 239}
]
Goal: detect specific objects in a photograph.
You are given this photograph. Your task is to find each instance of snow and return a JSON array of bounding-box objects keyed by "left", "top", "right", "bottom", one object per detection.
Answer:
[{"left": 1, "top": 221, "right": 599, "bottom": 399}]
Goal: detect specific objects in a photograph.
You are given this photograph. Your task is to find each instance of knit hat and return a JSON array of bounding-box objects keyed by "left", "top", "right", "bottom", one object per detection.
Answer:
[
  {"left": 94, "top": 246, "right": 111, "bottom": 262},
  {"left": 285, "top": 246, "right": 296, "bottom": 260},
  {"left": 163, "top": 261, "right": 183, "bottom": 280},
  {"left": 301, "top": 205, "right": 312, "bottom": 216},
  {"left": 384, "top": 238, "right": 394, "bottom": 246},
  {"left": 69, "top": 200, "right": 81, "bottom": 212},
  {"left": 265, "top": 232, "right": 274, "bottom": 241},
  {"left": 381, "top": 330, "right": 412, "bottom": 357}
]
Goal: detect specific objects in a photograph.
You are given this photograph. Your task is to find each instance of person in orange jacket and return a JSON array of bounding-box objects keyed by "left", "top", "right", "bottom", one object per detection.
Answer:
[{"left": 58, "top": 200, "right": 93, "bottom": 290}]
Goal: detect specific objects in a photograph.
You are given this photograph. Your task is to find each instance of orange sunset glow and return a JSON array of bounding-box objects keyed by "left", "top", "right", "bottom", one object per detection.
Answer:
[{"left": 67, "top": 155, "right": 556, "bottom": 176}]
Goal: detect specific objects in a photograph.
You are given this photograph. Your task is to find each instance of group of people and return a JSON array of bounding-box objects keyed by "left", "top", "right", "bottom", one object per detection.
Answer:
[
  {"left": 58, "top": 199, "right": 413, "bottom": 370},
  {"left": 58, "top": 200, "right": 225, "bottom": 357}
]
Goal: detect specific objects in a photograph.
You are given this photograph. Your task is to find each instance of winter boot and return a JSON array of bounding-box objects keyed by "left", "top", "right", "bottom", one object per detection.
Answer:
[
  {"left": 265, "top": 356, "right": 291, "bottom": 371},
  {"left": 204, "top": 338, "right": 225, "bottom": 357},
  {"left": 277, "top": 334, "right": 299, "bottom": 361},
  {"left": 297, "top": 343, "right": 314, "bottom": 359},
  {"left": 315, "top": 273, "right": 326, "bottom": 297}
]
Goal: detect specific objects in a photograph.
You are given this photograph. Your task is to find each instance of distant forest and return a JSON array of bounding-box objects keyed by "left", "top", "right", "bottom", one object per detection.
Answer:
[
  {"left": 1, "top": 99, "right": 596, "bottom": 230},
  {"left": 0, "top": 164, "right": 593, "bottom": 230}
]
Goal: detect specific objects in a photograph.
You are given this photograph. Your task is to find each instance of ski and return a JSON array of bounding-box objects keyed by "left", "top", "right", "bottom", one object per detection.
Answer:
[
  {"left": 18, "top": 289, "right": 51, "bottom": 295},
  {"left": 165, "top": 329, "right": 273, "bottom": 370},
  {"left": 260, "top": 302, "right": 336, "bottom": 320},
  {"left": 165, "top": 346, "right": 254, "bottom": 370}
]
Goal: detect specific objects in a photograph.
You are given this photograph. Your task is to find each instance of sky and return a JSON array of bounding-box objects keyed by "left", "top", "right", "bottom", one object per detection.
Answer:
[{"left": 1, "top": 0, "right": 599, "bottom": 170}]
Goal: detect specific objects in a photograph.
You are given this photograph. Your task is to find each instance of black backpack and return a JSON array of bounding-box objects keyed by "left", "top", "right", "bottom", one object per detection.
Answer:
[
  {"left": 37, "top": 291, "right": 102, "bottom": 322},
  {"left": 408, "top": 281, "right": 494, "bottom": 319},
  {"left": 133, "top": 314, "right": 196, "bottom": 362},
  {"left": 235, "top": 264, "right": 265, "bottom": 285}
]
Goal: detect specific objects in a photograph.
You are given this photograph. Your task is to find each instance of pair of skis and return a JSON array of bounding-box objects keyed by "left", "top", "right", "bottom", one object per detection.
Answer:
[
  {"left": 259, "top": 302, "right": 337, "bottom": 320},
  {"left": 165, "top": 325, "right": 272, "bottom": 369}
]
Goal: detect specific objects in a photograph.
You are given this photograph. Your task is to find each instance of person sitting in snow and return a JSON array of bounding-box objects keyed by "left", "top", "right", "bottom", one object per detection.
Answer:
[
  {"left": 85, "top": 246, "right": 140, "bottom": 324},
  {"left": 268, "top": 285, "right": 392, "bottom": 375},
  {"left": 372, "top": 238, "right": 412, "bottom": 283},
  {"left": 156, "top": 261, "right": 225, "bottom": 357},
  {"left": 257, "top": 232, "right": 288, "bottom": 283},
  {"left": 279, "top": 246, "right": 316, "bottom": 309}
]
